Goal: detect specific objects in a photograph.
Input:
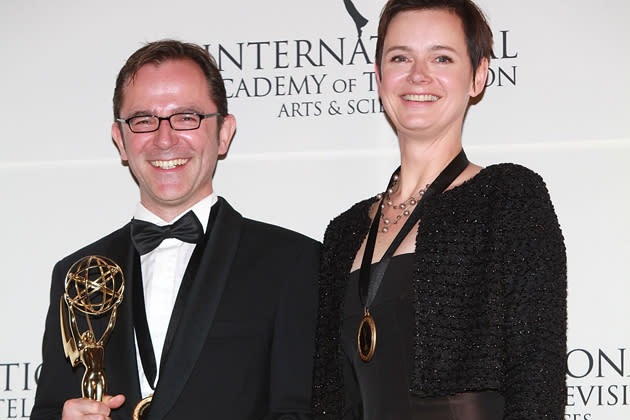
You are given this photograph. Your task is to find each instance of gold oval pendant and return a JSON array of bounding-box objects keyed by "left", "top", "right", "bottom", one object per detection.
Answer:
[
  {"left": 133, "top": 394, "right": 153, "bottom": 420},
  {"left": 357, "top": 309, "right": 376, "bottom": 362}
]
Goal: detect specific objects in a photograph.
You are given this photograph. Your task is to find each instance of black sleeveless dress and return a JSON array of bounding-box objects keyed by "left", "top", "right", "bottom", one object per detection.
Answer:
[{"left": 342, "top": 254, "right": 505, "bottom": 420}]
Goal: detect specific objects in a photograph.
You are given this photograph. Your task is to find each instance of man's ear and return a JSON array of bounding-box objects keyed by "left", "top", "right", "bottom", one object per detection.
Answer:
[
  {"left": 112, "top": 122, "right": 128, "bottom": 161},
  {"left": 218, "top": 114, "right": 236, "bottom": 155}
]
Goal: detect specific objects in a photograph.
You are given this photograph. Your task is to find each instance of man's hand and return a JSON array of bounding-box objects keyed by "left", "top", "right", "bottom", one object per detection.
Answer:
[{"left": 61, "top": 394, "right": 125, "bottom": 420}]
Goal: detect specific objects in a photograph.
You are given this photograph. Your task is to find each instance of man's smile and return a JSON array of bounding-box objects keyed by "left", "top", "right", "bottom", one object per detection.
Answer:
[{"left": 150, "top": 158, "right": 189, "bottom": 169}]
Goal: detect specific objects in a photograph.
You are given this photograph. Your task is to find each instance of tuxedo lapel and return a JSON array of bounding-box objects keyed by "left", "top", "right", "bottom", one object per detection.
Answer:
[{"left": 149, "top": 197, "right": 243, "bottom": 419}]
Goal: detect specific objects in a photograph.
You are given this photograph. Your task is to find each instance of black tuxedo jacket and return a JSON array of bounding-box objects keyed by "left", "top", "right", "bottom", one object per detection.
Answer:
[{"left": 32, "top": 198, "right": 320, "bottom": 420}]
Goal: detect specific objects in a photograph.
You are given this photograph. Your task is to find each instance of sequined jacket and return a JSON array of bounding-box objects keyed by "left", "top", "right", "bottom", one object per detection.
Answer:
[{"left": 312, "top": 164, "right": 567, "bottom": 420}]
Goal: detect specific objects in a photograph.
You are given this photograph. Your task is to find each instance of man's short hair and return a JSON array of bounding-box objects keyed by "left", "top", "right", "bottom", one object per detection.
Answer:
[{"left": 113, "top": 39, "right": 227, "bottom": 120}]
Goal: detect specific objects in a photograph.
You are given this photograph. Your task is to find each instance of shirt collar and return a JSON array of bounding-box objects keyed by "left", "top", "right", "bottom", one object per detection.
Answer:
[{"left": 133, "top": 192, "right": 217, "bottom": 234}]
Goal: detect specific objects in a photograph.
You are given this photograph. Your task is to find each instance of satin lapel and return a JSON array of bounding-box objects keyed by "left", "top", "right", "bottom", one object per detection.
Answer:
[
  {"left": 149, "top": 198, "right": 243, "bottom": 419},
  {"left": 101, "top": 226, "right": 142, "bottom": 419}
]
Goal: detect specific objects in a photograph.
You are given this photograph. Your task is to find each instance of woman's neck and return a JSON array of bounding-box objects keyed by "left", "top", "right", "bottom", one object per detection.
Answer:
[{"left": 392, "top": 135, "right": 463, "bottom": 201}]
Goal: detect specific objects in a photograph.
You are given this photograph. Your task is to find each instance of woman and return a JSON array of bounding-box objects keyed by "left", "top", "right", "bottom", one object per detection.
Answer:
[{"left": 312, "top": 1, "right": 567, "bottom": 419}]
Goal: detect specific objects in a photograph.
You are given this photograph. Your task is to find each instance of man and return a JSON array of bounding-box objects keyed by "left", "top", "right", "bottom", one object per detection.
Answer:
[{"left": 31, "top": 40, "right": 320, "bottom": 420}]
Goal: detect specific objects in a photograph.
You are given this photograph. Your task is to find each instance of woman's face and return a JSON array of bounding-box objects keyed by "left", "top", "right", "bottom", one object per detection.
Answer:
[{"left": 377, "top": 8, "right": 487, "bottom": 140}]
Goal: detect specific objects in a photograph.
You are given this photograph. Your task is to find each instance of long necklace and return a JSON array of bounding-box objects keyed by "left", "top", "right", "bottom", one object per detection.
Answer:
[
  {"left": 357, "top": 150, "right": 469, "bottom": 362},
  {"left": 377, "top": 175, "right": 430, "bottom": 233}
]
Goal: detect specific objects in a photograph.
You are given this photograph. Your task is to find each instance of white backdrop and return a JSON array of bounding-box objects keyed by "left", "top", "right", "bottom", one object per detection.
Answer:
[{"left": 1, "top": 1, "right": 629, "bottom": 419}]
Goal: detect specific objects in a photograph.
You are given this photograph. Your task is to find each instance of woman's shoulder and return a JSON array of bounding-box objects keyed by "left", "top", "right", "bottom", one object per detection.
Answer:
[
  {"left": 473, "top": 162, "right": 550, "bottom": 198},
  {"left": 480, "top": 162, "right": 544, "bottom": 183},
  {"left": 322, "top": 196, "right": 375, "bottom": 244},
  {"left": 328, "top": 196, "right": 375, "bottom": 227},
  {"left": 472, "top": 163, "right": 561, "bottom": 228}
]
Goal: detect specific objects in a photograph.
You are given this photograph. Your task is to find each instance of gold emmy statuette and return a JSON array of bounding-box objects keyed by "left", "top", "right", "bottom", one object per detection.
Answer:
[
  {"left": 60, "top": 255, "right": 124, "bottom": 401},
  {"left": 133, "top": 394, "right": 153, "bottom": 420}
]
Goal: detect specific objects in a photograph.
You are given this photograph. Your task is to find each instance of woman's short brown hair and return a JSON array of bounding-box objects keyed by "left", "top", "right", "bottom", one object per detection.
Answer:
[{"left": 375, "top": 0, "right": 493, "bottom": 77}]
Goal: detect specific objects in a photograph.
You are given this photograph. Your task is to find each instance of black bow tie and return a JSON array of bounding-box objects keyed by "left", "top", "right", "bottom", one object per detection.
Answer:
[{"left": 131, "top": 211, "right": 204, "bottom": 255}]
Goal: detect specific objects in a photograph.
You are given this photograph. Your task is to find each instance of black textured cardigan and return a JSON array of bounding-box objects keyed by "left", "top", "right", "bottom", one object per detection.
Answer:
[{"left": 312, "top": 164, "right": 567, "bottom": 420}]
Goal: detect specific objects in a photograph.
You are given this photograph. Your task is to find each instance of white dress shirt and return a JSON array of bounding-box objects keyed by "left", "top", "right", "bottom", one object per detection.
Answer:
[{"left": 133, "top": 193, "right": 217, "bottom": 397}]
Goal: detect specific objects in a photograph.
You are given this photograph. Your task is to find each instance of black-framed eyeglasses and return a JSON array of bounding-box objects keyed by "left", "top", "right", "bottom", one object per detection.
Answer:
[{"left": 116, "top": 112, "right": 221, "bottom": 133}]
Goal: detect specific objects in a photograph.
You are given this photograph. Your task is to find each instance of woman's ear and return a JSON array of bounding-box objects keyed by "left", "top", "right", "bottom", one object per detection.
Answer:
[{"left": 471, "top": 57, "right": 489, "bottom": 97}]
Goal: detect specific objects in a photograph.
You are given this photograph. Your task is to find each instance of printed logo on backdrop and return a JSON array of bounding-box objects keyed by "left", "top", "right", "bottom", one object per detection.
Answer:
[
  {"left": 0, "top": 361, "right": 40, "bottom": 418},
  {"left": 203, "top": 1, "right": 518, "bottom": 119},
  {"left": 565, "top": 347, "right": 630, "bottom": 420}
]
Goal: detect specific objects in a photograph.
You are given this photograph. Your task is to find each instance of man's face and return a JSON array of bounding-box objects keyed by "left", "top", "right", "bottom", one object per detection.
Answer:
[{"left": 112, "top": 59, "right": 235, "bottom": 221}]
